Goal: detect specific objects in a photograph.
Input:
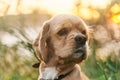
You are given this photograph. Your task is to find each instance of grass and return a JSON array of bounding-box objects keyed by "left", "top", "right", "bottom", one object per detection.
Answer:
[
  {"left": 1, "top": 32, "right": 119, "bottom": 80},
  {"left": 81, "top": 41, "right": 120, "bottom": 80}
]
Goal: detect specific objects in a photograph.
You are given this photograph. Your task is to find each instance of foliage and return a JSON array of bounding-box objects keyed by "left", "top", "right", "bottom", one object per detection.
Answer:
[{"left": 81, "top": 41, "right": 120, "bottom": 80}]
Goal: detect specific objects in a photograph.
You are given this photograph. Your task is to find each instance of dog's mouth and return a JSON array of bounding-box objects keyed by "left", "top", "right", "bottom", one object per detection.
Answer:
[
  {"left": 72, "top": 45, "right": 87, "bottom": 62},
  {"left": 74, "top": 45, "right": 86, "bottom": 56},
  {"left": 58, "top": 45, "right": 87, "bottom": 64}
]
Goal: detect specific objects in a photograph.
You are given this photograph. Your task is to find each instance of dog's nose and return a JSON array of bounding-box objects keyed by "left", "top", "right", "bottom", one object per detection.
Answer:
[{"left": 74, "top": 35, "right": 86, "bottom": 45}]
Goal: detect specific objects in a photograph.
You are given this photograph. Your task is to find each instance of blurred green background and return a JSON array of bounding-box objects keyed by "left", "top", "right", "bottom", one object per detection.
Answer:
[{"left": 0, "top": 0, "right": 120, "bottom": 80}]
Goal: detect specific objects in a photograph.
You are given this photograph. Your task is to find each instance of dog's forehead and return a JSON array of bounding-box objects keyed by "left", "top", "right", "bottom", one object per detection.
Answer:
[
  {"left": 49, "top": 15, "right": 87, "bottom": 30},
  {"left": 50, "top": 15, "right": 82, "bottom": 24}
]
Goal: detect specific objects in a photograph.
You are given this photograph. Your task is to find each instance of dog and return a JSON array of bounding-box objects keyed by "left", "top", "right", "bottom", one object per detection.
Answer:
[{"left": 33, "top": 14, "right": 89, "bottom": 80}]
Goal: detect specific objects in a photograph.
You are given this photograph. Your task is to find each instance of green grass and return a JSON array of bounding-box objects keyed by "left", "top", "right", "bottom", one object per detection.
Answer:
[{"left": 81, "top": 42, "right": 120, "bottom": 80}]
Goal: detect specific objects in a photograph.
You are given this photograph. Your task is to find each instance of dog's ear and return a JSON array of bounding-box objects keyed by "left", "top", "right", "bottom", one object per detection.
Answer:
[{"left": 33, "top": 21, "right": 50, "bottom": 63}]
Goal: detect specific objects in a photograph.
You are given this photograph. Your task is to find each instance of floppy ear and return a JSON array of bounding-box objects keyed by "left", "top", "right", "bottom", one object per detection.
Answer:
[{"left": 33, "top": 21, "right": 50, "bottom": 63}]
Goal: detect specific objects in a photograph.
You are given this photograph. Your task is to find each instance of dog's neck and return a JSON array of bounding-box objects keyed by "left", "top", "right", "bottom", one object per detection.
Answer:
[
  {"left": 39, "top": 62, "right": 77, "bottom": 80},
  {"left": 39, "top": 67, "right": 73, "bottom": 80},
  {"left": 39, "top": 67, "right": 58, "bottom": 79}
]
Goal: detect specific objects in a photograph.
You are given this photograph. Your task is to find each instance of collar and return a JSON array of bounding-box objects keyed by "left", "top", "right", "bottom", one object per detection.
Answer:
[
  {"left": 40, "top": 70, "right": 73, "bottom": 80},
  {"left": 55, "top": 69, "right": 73, "bottom": 80}
]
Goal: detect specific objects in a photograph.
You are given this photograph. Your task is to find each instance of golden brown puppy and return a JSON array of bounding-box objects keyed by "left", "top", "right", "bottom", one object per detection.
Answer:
[{"left": 33, "top": 14, "right": 89, "bottom": 80}]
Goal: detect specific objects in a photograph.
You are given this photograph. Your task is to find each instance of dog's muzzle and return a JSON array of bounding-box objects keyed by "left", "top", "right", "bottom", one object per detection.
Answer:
[{"left": 73, "top": 35, "right": 87, "bottom": 59}]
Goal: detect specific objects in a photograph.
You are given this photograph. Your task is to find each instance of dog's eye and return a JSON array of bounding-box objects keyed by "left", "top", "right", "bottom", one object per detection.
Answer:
[
  {"left": 81, "top": 30, "right": 86, "bottom": 35},
  {"left": 57, "top": 28, "right": 68, "bottom": 36}
]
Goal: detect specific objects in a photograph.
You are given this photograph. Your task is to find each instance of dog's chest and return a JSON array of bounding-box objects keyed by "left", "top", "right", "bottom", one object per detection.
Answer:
[{"left": 40, "top": 67, "right": 58, "bottom": 79}]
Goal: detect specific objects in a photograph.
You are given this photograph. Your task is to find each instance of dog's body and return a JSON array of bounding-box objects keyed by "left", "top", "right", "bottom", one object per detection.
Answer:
[{"left": 33, "top": 14, "right": 89, "bottom": 80}]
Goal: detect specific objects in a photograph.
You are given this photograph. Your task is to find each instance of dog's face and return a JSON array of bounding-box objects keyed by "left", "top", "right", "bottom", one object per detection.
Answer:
[{"left": 34, "top": 14, "right": 89, "bottom": 65}]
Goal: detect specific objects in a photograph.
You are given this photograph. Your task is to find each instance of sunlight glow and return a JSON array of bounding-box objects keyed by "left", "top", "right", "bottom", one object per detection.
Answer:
[
  {"left": 0, "top": 0, "right": 111, "bottom": 16},
  {"left": 110, "top": 4, "right": 120, "bottom": 14},
  {"left": 112, "top": 14, "right": 120, "bottom": 23},
  {"left": 79, "top": 8, "right": 92, "bottom": 20},
  {"left": 39, "top": 0, "right": 75, "bottom": 14},
  {"left": 110, "top": 4, "right": 120, "bottom": 23},
  {"left": 79, "top": 8, "right": 100, "bottom": 20},
  {"left": 81, "top": 0, "right": 111, "bottom": 9},
  {"left": 1, "top": 32, "right": 18, "bottom": 47},
  {"left": 90, "top": 0, "right": 110, "bottom": 9}
]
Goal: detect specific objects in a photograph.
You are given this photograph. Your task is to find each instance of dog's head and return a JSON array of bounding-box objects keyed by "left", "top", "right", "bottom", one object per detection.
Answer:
[{"left": 34, "top": 14, "right": 89, "bottom": 65}]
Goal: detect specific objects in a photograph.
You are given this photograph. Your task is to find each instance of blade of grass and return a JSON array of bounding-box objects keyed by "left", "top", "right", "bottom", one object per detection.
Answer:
[
  {"left": 23, "top": 42, "right": 40, "bottom": 61},
  {"left": 106, "top": 62, "right": 116, "bottom": 73},
  {"left": 115, "top": 61, "right": 118, "bottom": 80},
  {"left": 13, "top": 28, "right": 40, "bottom": 62},
  {"left": 97, "top": 62, "right": 108, "bottom": 80}
]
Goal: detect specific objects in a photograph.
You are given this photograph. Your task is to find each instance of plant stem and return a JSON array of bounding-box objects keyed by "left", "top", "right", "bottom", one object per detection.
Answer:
[
  {"left": 97, "top": 62, "right": 108, "bottom": 80},
  {"left": 115, "top": 61, "right": 118, "bottom": 80}
]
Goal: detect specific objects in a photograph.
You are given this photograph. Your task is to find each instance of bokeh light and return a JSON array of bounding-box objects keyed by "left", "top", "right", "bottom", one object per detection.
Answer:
[
  {"left": 110, "top": 4, "right": 120, "bottom": 14},
  {"left": 110, "top": 3, "right": 120, "bottom": 23},
  {"left": 112, "top": 14, "right": 120, "bottom": 23}
]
